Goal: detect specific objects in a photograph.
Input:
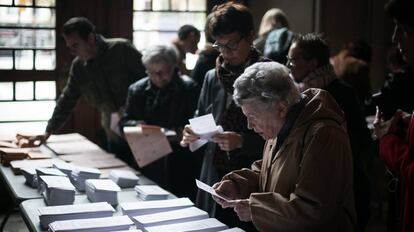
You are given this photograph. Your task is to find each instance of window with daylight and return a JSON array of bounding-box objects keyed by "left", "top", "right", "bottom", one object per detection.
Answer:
[
  {"left": 0, "top": 0, "right": 56, "bottom": 134},
  {"left": 133, "top": 0, "right": 207, "bottom": 70}
]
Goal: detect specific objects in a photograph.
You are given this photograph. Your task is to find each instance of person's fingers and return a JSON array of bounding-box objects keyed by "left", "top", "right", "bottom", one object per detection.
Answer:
[
  {"left": 179, "top": 140, "right": 188, "bottom": 147},
  {"left": 373, "top": 106, "right": 382, "bottom": 126}
]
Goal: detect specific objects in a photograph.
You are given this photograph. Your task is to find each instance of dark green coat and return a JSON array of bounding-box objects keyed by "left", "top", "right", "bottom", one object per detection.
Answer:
[{"left": 46, "top": 35, "right": 146, "bottom": 139}]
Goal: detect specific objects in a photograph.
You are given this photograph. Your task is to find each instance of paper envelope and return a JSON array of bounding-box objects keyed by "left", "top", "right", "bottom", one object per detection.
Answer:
[{"left": 124, "top": 125, "right": 172, "bottom": 168}]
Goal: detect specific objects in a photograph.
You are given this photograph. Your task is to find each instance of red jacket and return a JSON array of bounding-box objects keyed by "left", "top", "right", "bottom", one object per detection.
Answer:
[{"left": 379, "top": 114, "right": 414, "bottom": 232}]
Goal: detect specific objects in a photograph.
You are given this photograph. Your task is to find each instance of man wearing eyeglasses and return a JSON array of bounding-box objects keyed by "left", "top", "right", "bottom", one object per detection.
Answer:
[
  {"left": 287, "top": 33, "right": 373, "bottom": 232},
  {"left": 180, "top": 2, "right": 269, "bottom": 231}
]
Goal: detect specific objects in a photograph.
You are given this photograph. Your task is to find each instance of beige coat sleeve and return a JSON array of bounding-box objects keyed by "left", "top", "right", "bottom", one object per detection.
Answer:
[
  {"left": 222, "top": 159, "right": 263, "bottom": 198},
  {"left": 250, "top": 125, "right": 354, "bottom": 232}
]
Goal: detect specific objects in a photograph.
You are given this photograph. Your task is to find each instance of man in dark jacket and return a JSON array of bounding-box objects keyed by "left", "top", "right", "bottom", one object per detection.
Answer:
[{"left": 16, "top": 17, "right": 146, "bottom": 161}]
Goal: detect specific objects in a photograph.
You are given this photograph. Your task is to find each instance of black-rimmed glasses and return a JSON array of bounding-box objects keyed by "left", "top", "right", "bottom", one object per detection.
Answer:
[
  {"left": 286, "top": 55, "right": 305, "bottom": 66},
  {"left": 212, "top": 37, "right": 244, "bottom": 52}
]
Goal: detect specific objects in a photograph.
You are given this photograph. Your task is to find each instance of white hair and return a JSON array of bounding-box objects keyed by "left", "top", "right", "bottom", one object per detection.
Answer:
[
  {"left": 142, "top": 45, "right": 178, "bottom": 68},
  {"left": 233, "top": 62, "right": 300, "bottom": 109}
]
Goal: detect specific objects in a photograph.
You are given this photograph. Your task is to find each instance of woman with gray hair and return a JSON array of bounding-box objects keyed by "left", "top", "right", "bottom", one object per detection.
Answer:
[
  {"left": 120, "top": 45, "right": 199, "bottom": 200},
  {"left": 213, "top": 62, "right": 356, "bottom": 231}
]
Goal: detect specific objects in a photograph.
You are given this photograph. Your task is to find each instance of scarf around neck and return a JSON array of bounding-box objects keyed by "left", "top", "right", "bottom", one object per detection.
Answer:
[
  {"left": 212, "top": 48, "right": 269, "bottom": 174},
  {"left": 302, "top": 64, "right": 337, "bottom": 91}
]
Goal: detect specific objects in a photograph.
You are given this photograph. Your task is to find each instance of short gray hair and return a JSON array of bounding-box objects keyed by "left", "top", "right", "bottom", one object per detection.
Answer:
[
  {"left": 233, "top": 62, "right": 300, "bottom": 108},
  {"left": 142, "top": 45, "right": 178, "bottom": 68}
]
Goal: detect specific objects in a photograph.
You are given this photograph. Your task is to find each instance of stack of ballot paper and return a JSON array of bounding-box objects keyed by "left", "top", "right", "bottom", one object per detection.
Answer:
[
  {"left": 39, "top": 175, "right": 75, "bottom": 206},
  {"left": 70, "top": 167, "right": 101, "bottom": 191},
  {"left": 38, "top": 202, "right": 115, "bottom": 229},
  {"left": 132, "top": 207, "right": 209, "bottom": 229},
  {"left": 53, "top": 162, "right": 76, "bottom": 176},
  {"left": 111, "top": 230, "right": 142, "bottom": 232},
  {"left": 10, "top": 158, "right": 65, "bottom": 174},
  {"left": 135, "top": 185, "right": 169, "bottom": 200},
  {"left": 85, "top": 179, "right": 121, "bottom": 205},
  {"left": 48, "top": 215, "right": 133, "bottom": 232},
  {"left": 108, "top": 170, "right": 140, "bottom": 188},
  {"left": 218, "top": 228, "right": 246, "bottom": 232},
  {"left": 120, "top": 197, "right": 194, "bottom": 217},
  {"left": 144, "top": 218, "right": 228, "bottom": 232},
  {"left": 21, "top": 167, "right": 38, "bottom": 188},
  {"left": 112, "top": 230, "right": 142, "bottom": 232},
  {"left": 36, "top": 168, "right": 67, "bottom": 193}
]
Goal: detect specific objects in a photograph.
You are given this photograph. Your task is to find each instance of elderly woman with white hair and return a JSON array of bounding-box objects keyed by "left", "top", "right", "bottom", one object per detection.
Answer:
[
  {"left": 120, "top": 45, "right": 198, "bottom": 200},
  {"left": 213, "top": 62, "right": 356, "bottom": 231}
]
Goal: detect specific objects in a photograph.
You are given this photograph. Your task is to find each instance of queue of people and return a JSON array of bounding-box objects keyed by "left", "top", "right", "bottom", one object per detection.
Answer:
[{"left": 14, "top": 0, "right": 414, "bottom": 231}]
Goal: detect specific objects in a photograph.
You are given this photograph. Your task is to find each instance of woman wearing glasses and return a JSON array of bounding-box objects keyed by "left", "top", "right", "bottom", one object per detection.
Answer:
[
  {"left": 180, "top": 2, "right": 269, "bottom": 231},
  {"left": 120, "top": 45, "right": 198, "bottom": 200}
]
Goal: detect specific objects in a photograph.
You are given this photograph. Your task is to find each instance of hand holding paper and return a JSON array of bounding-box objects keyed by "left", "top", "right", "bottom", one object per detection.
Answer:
[
  {"left": 188, "top": 114, "right": 223, "bottom": 151},
  {"left": 195, "top": 179, "right": 230, "bottom": 202}
]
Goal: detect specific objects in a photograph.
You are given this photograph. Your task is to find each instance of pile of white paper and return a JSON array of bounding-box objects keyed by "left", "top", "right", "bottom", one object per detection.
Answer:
[
  {"left": 108, "top": 170, "right": 139, "bottom": 188},
  {"left": 85, "top": 179, "right": 121, "bottom": 205},
  {"left": 120, "top": 197, "right": 194, "bottom": 217},
  {"left": 48, "top": 215, "right": 133, "bottom": 232},
  {"left": 134, "top": 185, "right": 169, "bottom": 201},
  {"left": 144, "top": 218, "right": 228, "bottom": 232},
  {"left": 38, "top": 202, "right": 115, "bottom": 229},
  {"left": 218, "top": 228, "right": 246, "bottom": 232},
  {"left": 53, "top": 162, "right": 76, "bottom": 176},
  {"left": 70, "top": 167, "right": 101, "bottom": 191},
  {"left": 21, "top": 167, "right": 38, "bottom": 188},
  {"left": 39, "top": 175, "right": 75, "bottom": 206},
  {"left": 132, "top": 206, "right": 209, "bottom": 228},
  {"left": 112, "top": 230, "right": 142, "bottom": 232},
  {"left": 36, "top": 168, "right": 67, "bottom": 193}
]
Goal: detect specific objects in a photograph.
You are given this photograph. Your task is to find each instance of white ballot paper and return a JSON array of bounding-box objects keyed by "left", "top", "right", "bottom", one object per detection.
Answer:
[
  {"left": 132, "top": 206, "right": 209, "bottom": 228},
  {"left": 120, "top": 197, "right": 193, "bottom": 217},
  {"left": 218, "top": 228, "right": 246, "bottom": 232},
  {"left": 48, "top": 215, "right": 133, "bottom": 232},
  {"left": 38, "top": 202, "right": 115, "bottom": 229},
  {"left": 195, "top": 179, "right": 230, "bottom": 202},
  {"left": 124, "top": 125, "right": 172, "bottom": 168},
  {"left": 189, "top": 114, "right": 223, "bottom": 152},
  {"left": 135, "top": 185, "right": 170, "bottom": 201},
  {"left": 145, "top": 218, "right": 228, "bottom": 232}
]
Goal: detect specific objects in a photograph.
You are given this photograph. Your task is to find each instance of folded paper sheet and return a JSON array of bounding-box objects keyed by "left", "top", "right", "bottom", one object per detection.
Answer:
[{"left": 188, "top": 114, "right": 223, "bottom": 152}]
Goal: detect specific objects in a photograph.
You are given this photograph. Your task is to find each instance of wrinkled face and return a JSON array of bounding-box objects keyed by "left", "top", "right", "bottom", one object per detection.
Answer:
[
  {"left": 213, "top": 32, "right": 252, "bottom": 66},
  {"left": 241, "top": 100, "right": 287, "bottom": 140},
  {"left": 146, "top": 62, "right": 174, "bottom": 88},
  {"left": 63, "top": 32, "right": 96, "bottom": 61},
  {"left": 392, "top": 22, "right": 414, "bottom": 68},
  {"left": 286, "top": 42, "right": 315, "bottom": 83}
]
